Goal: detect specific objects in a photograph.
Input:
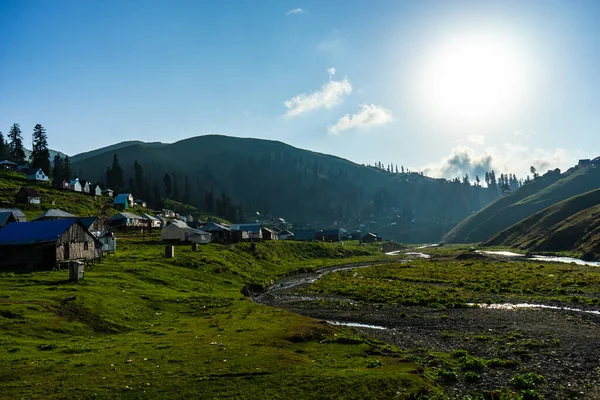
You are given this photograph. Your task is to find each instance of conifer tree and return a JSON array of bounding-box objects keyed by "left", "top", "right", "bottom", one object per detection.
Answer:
[
  {"left": 52, "top": 154, "right": 64, "bottom": 180},
  {"left": 30, "top": 124, "right": 51, "bottom": 174},
  {"left": 8, "top": 123, "right": 26, "bottom": 163},
  {"left": 163, "top": 173, "right": 172, "bottom": 198},
  {"left": 64, "top": 155, "right": 72, "bottom": 180},
  {"left": 0, "top": 132, "right": 8, "bottom": 160},
  {"left": 133, "top": 160, "right": 144, "bottom": 196}
]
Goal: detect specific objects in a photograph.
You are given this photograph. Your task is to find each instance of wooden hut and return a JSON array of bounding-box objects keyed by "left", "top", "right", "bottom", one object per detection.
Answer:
[
  {"left": 0, "top": 219, "right": 102, "bottom": 271},
  {"left": 161, "top": 220, "right": 211, "bottom": 244}
]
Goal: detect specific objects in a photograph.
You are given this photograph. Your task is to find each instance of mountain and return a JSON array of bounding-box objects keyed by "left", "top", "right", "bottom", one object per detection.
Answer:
[
  {"left": 483, "top": 188, "right": 600, "bottom": 260},
  {"left": 443, "top": 160, "right": 600, "bottom": 243},
  {"left": 70, "top": 134, "right": 496, "bottom": 243},
  {"left": 22, "top": 148, "right": 67, "bottom": 165}
]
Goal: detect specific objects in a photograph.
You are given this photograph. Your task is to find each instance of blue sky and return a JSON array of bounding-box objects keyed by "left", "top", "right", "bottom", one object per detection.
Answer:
[{"left": 2, "top": 0, "right": 600, "bottom": 178}]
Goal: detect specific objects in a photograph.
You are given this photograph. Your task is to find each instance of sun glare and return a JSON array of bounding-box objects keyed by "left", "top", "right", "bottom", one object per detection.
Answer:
[{"left": 416, "top": 32, "right": 531, "bottom": 126}]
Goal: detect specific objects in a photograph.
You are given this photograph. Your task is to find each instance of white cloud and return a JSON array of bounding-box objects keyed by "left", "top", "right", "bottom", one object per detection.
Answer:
[
  {"left": 328, "top": 104, "right": 393, "bottom": 135},
  {"left": 285, "top": 8, "right": 304, "bottom": 15},
  {"left": 467, "top": 135, "right": 485, "bottom": 146},
  {"left": 422, "top": 144, "right": 577, "bottom": 180},
  {"left": 283, "top": 71, "right": 352, "bottom": 117},
  {"left": 327, "top": 67, "right": 336, "bottom": 79}
]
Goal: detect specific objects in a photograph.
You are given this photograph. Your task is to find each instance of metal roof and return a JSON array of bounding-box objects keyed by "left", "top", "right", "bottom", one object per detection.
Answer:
[
  {"left": 230, "top": 223, "right": 261, "bottom": 232},
  {"left": 0, "top": 212, "right": 17, "bottom": 227},
  {"left": 32, "top": 209, "right": 76, "bottom": 221},
  {"left": 141, "top": 213, "right": 159, "bottom": 221},
  {"left": 201, "top": 222, "right": 231, "bottom": 232},
  {"left": 18, "top": 187, "right": 40, "bottom": 197},
  {"left": 79, "top": 216, "right": 99, "bottom": 229},
  {"left": 0, "top": 208, "right": 26, "bottom": 219},
  {"left": 108, "top": 212, "right": 143, "bottom": 220},
  {"left": 0, "top": 219, "right": 81, "bottom": 246}
]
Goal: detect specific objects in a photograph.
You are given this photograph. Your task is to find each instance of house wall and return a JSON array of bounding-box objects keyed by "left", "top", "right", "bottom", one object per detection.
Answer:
[
  {"left": 161, "top": 224, "right": 186, "bottom": 241},
  {"left": 55, "top": 223, "right": 100, "bottom": 262},
  {"left": 0, "top": 244, "right": 52, "bottom": 270}
]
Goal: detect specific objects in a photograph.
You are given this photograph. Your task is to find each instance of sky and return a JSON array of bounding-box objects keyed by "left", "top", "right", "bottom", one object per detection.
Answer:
[{"left": 2, "top": 0, "right": 600, "bottom": 179}]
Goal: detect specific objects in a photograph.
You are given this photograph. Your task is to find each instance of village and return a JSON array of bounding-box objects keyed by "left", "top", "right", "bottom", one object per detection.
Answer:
[{"left": 0, "top": 161, "right": 382, "bottom": 272}]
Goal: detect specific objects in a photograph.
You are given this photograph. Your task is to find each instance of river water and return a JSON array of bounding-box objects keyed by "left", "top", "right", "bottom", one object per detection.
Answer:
[{"left": 476, "top": 250, "right": 600, "bottom": 267}]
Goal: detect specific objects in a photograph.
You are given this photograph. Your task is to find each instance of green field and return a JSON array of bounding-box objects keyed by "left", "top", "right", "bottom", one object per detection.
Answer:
[{"left": 0, "top": 235, "right": 440, "bottom": 399}]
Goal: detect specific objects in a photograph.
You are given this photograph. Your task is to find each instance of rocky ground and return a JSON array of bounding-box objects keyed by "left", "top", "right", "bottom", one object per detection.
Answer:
[{"left": 252, "top": 261, "right": 600, "bottom": 399}]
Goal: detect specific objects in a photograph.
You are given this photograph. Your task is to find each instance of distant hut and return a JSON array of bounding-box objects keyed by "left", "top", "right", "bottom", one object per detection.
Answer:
[
  {"left": 200, "top": 222, "right": 232, "bottom": 243},
  {"left": 278, "top": 229, "right": 294, "bottom": 240},
  {"left": 0, "top": 219, "right": 102, "bottom": 271},
  {"left": 230, "top": 223, "right": 262, "bottom": 242},
  {"left": 15, "top": 187, "right": 41, "bottom": 205},
  {"left": 261, "top": 227, "right": 279, "bottom": 241},
  {"left": 361, "top": 233, "right": 378, "bottom": 243},
  {"left": 293, "top": 229, "right": 316, "bottom": 241},
  {"left": 161, "top": 220, "right": 211, "bottom": 244},
  {"left": 101, "top": 189, "right": 114, "bottom": 198},
  {"left": 26, "top": 168, "right": 49, "bottom": 182},
  {"left": 0, "top": 160, "right": 17, "bottom": 171},
  {"left": 106, "top": 212, "right": 146, "bottom": 231},
  {"left": 141, "top": 213, "right": 161, "bottom": 229},
  {"left": 89, "top": 184, "right": 102, "bottom": 196},
  {"left": 113, "top": 194, "right": 130, "bottom": 210}
]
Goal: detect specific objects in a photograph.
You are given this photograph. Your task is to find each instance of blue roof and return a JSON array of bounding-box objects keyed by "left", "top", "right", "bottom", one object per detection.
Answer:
[{"left": 0, "top": 219, "right": 79, "bottom": 245}]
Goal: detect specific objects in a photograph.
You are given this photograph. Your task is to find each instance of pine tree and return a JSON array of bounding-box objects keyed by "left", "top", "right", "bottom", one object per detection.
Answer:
[
  {"left": 52, "top": 154, "right": 64, "bottom": 180},
  {"left": 205, "top": 191, "right": 214, "bottom": 213},
  {"left": 133, "top": 160, "right": 144, "bottom": 197},
  {"left": 110, "top": 154, "right": 123, "bottom": 191},
  {"left": 64, "top": 155, "right": 72, "bottom": 180},
  {"left": 0, "top": 132, "right": 8, "bottom": 160},
  {"left": 173, "top": 175, "right": 180, "bottom": 201},
  {"left": 163, "top": 173, "right": 172, "bottom": 198},
  {"left": 30, "top": 124, "right": 51, "bottom": 174},
  {"left": 8, "top": 123, "right": 26, "bottom": 163},
  {"left": 182, "top": 176, "right": 190, "bottom": 205}
]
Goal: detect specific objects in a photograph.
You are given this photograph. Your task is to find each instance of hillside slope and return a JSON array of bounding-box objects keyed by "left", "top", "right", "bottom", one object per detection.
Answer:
[
  {"left": 483, "top": 189, "right": 600, "bottom": 259},
  {"left": 71, "top": 134, "right": 494, "bottom": 242},
  {"left": 443, "top": 163, "right": 600, "bottom": 243}
]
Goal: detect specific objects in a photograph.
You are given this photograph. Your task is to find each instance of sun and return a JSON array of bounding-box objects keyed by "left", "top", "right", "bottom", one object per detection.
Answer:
[{"left": 416, "top": 31, "right": 531, "bottom": 125}]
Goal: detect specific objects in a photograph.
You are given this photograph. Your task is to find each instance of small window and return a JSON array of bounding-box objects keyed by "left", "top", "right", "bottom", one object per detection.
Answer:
[{"left": 84, "top": 241, "right": 89, "bottom": 250}]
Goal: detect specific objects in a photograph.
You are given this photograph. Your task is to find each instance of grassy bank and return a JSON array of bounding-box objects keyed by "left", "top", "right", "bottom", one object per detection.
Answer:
[
  {"left": 0, "top": 235, "right": 439, "bottom": 399},
  {"left": 309, "top": 254, "right": 600, "bottom": 308}
]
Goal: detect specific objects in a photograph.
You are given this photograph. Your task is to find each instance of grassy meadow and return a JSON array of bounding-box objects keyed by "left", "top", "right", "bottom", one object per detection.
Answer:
[{"left": 0, "top": 235, "right": 439, "bottom": 399}]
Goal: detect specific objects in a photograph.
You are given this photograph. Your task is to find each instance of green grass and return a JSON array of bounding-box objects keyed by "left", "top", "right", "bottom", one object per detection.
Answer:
[
  {"left": 309, "top": 257, "right": 600, "bottom": 307},
  {"left": 0, "top": 234, "right": 439, "bottom": 399}
]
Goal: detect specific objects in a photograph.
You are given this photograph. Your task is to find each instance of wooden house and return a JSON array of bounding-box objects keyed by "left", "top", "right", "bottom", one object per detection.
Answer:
[
  {"left": 201, "top": 222, "right": 233, "bottom": 243},
  {"left": 0, "top": 219, "right": 102, "bottom": 271},
  {"left": 141, "top": 213, "right": 161, "bottom": 228},
  {"left": 319, "top": 229, "right": 343, "bottom": 242},
  {"left": 89, "top": 184, "right": 102, "bottom": 196},
  {"left": 32, "top": 209, "right": 76, "bottom": 221},
  {"left": 134, "top": 199, "right": 147, "bottom": 208},
  {"left": 79, "top": 216, "right": 105, "bottom": 236},
  {"left": 107, "top": 212, "right": 146, "bottom": 230},
  {"left": 69, "top": 178, "right": 82, "bottom": 192},
  {"left": 0, "top": 208, "right": 27, "bottom": 223},
  {"left": 0, "top": 160, "right": 17, "bottom": 171},
  {"left": 52, "top": 179, "right": 71, "bottom": 190},
  {"left": 230, "top": 223, "right": 262, "bottom": 242},
  {"left": 161, "top": 220, "right": 211, "bottom": 244},
  {"left": 293, "top": 229, "right": 316, "bottom": 241},
  {"left": 278, "top": 229, "right": 294, "bottom": 240},
  {"left": 26, "top": 168, "right": 49, "bottom": 182},
  {"left": 79, "top": 180, "right": 91, "bottom": 193},
  {"left": 261, "top": 227, "right": 279, "bottom": 241},
  {"left": 15, "top": 187, "right": 41, "bottom": 205},
  {"left": 101, "top": 189, "right": 114, "bottom": 198},
  {"left": 361, "top": 232, "right": 378, "bottom": 243}
]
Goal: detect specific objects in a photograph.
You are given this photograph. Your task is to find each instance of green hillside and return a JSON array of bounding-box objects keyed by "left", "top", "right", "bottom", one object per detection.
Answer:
[
  {"left": 443, "top": 163, "right": 600, "bottom": 243},
  {"left": 0, "top": 171, "right": 130, "bottom": 220},
  {"left": 71, "top": 134, "right": 495, "bottom": 243},
  {"left": 483, "top": 188, "right": 600, "bottom": 259},
  {"left": 0, "top": 236, "right": 438, "bottom": 399}
]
